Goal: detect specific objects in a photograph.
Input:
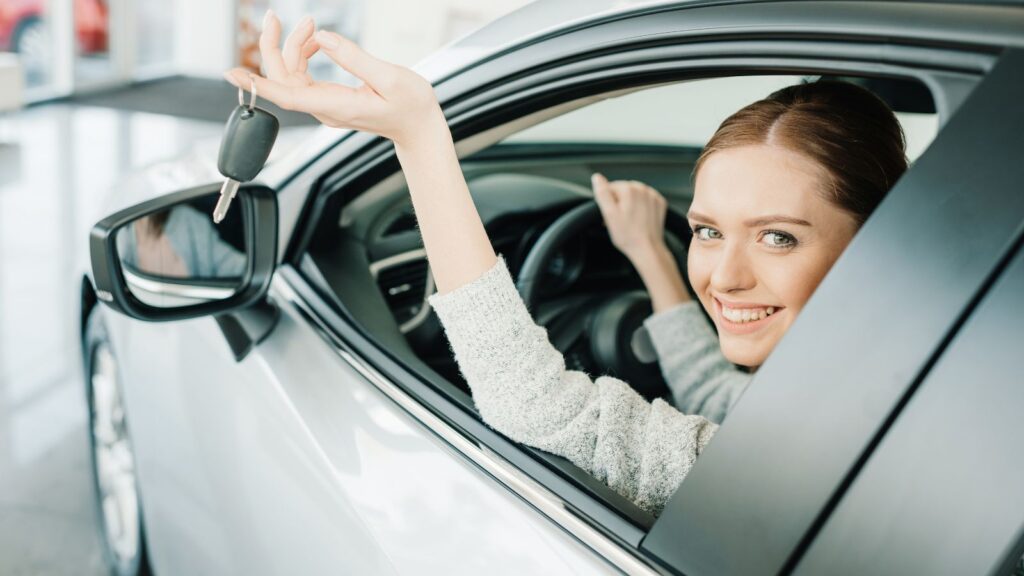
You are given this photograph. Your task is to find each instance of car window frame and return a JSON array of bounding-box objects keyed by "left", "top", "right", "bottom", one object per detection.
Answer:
[{"left": 273, "top": 4, "right": 1022, "bottom": 574}]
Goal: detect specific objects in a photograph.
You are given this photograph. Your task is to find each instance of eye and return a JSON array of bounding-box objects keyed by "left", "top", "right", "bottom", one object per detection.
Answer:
[
  {"left": 692, "top": 225, "right": 722, "bottom": 241},
  {"left": 761, "top": 230, "right": 797, "bottom": 249}
]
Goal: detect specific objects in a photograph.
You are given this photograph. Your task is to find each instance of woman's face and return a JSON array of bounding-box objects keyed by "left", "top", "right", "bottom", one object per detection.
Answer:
[{"left": 687, "top": 144, "right": 860, "bottom": 368}]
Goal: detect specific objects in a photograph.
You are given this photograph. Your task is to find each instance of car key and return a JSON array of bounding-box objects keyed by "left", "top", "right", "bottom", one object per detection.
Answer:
[{"left": 213, "top": 81, "right": 280, "bottom": 223}]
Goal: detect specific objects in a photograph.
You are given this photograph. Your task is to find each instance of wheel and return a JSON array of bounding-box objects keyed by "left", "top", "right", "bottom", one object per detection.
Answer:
[{"left": 82, "top": 309, "right": 153, "bottom": 576}]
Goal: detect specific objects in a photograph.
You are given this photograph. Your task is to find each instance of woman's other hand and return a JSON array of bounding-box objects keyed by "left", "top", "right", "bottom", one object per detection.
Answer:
[
  {"left": 592, "top": 173, "right": 669, "bottom": 261},
  {"left": 223, "top": 10, "right": 443, "bottom": 147},
  {"left": 592, "top": 173, "right": 690, "bottom": 312}
]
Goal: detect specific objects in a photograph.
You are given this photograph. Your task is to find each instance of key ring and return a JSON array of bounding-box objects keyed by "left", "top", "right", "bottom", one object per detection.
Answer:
[{"left": 237, "top": 77, "right": 258, "bottom": 111}]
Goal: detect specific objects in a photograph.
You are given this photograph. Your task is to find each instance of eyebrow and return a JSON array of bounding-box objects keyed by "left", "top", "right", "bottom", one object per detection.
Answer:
[{"left": 686, "top": 210, "right": 813, "bottom": 227}]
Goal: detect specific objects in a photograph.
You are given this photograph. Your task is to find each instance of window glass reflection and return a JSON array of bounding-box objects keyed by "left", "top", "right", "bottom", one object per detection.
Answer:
[{"left": 117, "top": 197, "right": 246, "bottom": 282}]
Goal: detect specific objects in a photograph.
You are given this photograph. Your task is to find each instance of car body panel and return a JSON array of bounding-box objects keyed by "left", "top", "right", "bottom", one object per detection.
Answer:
[{"left": 102, "top": 287, "right": 614, "bottom": 575}]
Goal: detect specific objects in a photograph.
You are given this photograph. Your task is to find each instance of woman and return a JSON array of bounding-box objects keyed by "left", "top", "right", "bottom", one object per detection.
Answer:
[{"left": 223, "top": 13, "right": 906, "bottom": 516}]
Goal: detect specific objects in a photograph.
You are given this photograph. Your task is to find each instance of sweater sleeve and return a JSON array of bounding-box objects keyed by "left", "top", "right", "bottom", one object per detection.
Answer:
[
  {"left": 427, "top": 256, "right": 717, "bottom": 516},
  {"left": 642, "top": 301, "right": 752, "bottom": 425}
]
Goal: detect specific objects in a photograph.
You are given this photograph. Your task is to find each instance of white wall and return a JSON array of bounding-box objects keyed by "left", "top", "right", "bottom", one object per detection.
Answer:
[{"left": 174, "top": 0, "right": 236, "bottom": 78}]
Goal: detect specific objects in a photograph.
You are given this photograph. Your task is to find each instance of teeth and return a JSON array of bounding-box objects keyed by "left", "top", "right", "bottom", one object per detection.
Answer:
[{"left": 721, "top": 303, "right": 778, "bottom": 324}]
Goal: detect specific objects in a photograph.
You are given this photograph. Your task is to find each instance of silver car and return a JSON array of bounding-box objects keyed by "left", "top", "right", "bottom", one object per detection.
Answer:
[{"left": 81, "top": 1, "right": 1024, "bottom": 575}]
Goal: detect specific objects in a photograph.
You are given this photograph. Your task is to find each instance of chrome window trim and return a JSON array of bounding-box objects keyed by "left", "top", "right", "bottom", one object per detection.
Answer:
[
  {"left": 369, "top": 248, "right": 436, "bottom": 334},
  {"left": 272, "top": 274, "right": 661, "bottom": 576}
]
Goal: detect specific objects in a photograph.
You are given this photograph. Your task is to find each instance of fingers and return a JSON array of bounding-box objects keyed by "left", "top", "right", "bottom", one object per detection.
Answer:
[
  {"left": 314, "top": 30, "right": 399, "bottom": 93},
  {"left": 283, "top": 16, "right": 315, "bottom": 73},
  {"left": 259, "top": 10, "right": 288, "bottom": 81},
  {"left": 224, "top": 67, "right": 359, "bottom": 118},
  {"left": 223, "top": 68, "right": 305, "bottom": 111},
  {"left": 297, "top": 37, "right": 320, "bottom": 74}
]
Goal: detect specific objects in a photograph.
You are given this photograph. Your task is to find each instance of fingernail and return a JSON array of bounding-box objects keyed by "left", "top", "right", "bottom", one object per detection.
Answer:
[
  {"left": 315, "top": 30, "right": 340, "bottom": 49},
  {"left": 263, "top": 9, "right": 274, "bottom": 26},
  {"left": 299, "top": 15, "right": 313, "bottom": 28}
]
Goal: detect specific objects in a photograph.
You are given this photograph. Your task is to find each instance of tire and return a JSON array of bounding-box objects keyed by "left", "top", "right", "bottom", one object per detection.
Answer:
[{"left": 82, "top": 309, "right": 153, "bottom": 576}]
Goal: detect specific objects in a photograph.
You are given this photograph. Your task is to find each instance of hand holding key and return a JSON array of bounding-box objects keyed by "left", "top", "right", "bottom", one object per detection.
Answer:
[
  {"left": 223, "top": 10, "right": 444, "bottom": 149},
  {"left": 213, "top": 83, "right": 279, "bottom": 223}
]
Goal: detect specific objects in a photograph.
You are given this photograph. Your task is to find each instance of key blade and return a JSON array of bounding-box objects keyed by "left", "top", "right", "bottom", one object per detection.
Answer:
[{"left": 213, "top": 179, "right": 240, "bottom": 224}]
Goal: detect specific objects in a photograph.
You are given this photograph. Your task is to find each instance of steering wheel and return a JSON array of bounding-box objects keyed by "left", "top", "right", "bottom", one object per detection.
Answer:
[{"left": 515, "top": 201, "right": 694, "bottom": 401}]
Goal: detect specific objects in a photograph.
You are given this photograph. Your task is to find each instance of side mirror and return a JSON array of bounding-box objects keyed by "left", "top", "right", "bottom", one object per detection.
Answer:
[{"left": 89, "top": 183, "right": 277, "bottom": 322}]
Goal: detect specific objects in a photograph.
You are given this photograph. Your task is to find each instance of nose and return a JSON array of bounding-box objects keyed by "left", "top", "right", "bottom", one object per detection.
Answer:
[{"left": 709, "top": 241, "right": 756, "bottom": 294}]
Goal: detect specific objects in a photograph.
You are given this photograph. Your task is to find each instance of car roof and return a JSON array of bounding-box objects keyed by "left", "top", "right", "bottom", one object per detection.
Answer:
[{"left": 414, "top": 0, "right": 1024, "bottom": 82}]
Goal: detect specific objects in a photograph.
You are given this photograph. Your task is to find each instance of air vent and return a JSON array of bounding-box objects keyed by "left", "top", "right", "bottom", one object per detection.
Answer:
[
  {"left": 375, "top": 258, "right": 429, "bottom": 327},
  {"left": 382, "top": 210, "right": 418, "bottom": 237}
]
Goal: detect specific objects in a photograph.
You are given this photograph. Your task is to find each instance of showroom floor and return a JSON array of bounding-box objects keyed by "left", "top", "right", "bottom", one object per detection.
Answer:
[{"left": 0, "top": 103, "right": 311, "bottom": 574}]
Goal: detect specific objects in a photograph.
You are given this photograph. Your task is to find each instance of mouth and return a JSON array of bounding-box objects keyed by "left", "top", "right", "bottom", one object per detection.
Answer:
[{"left": 713, "top": 297, "right": 784, "bottom": 335}]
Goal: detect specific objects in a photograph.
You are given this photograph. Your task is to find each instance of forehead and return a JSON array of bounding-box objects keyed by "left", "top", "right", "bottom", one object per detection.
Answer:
[{"left": 691, "top": 144, "right": 832, "bottom": 219}]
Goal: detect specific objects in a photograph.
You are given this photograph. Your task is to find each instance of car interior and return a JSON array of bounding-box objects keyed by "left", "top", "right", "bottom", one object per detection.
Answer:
[{"left": 298, "top": 72, "right": 939, "bottom": 524}]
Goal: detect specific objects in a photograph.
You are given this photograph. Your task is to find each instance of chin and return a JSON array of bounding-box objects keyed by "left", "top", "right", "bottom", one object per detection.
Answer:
[{"left": 720, "top": 340, "right": 769, "bottom": 369}]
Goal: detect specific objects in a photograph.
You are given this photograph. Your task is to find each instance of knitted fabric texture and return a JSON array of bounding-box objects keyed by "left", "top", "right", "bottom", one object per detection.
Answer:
[
  {"left": 643, "top": 301, "right": 752, "bottom": 425},
  {"left": 428, "top": 255, "right": 718, "bottom": 516}
]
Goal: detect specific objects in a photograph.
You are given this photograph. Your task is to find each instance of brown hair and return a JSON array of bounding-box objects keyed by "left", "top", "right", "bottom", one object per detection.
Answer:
[{"left": 693, "top": 79, "right": 909, "bottom": 226}]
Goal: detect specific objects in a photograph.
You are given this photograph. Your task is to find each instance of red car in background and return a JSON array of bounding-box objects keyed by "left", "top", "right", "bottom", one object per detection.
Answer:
[{"left": 0, "top": 0, "right": 107, "bottom": 55}]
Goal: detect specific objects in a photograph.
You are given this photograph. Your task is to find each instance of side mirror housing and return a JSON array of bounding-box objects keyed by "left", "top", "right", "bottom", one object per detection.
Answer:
[{"left": 89, "top": 183, "right": 277, "bottom": 322}]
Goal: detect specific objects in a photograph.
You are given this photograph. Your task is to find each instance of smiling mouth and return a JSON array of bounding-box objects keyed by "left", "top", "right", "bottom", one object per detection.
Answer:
[{"left": 713, "top": 297, "right": 784, "bottom": 334}]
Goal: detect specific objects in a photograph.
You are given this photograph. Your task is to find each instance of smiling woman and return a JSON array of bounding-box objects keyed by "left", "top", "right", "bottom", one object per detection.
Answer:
[{"left": 684, "top": 80, "right": 907, "bottom": 369}]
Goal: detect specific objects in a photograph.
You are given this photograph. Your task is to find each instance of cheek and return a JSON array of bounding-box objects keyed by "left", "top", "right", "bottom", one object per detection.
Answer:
[
  {"left": 687, "top": 247, "right": 713, "bottom": 298},
  {"left": 763, "top": 253, "right": 834, "bottom": 313}
]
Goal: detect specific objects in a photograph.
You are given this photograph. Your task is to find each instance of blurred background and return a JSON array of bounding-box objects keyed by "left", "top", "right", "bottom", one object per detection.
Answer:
[
  {"left": 2, "top": 0, "right": 531, "bottom": 96},
  {"left": 0, "top": 1, "right": 529, "bottom": 573}
]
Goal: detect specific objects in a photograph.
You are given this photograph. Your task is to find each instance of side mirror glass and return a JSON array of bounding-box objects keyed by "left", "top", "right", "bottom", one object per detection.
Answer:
[{"left": 90, "top": 184, "right": 277, "bottom": 321}]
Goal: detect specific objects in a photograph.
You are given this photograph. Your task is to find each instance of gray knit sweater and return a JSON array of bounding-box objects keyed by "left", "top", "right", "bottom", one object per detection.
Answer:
[{"left": 428, "top": 255, "right": 749, "bottom": 516}]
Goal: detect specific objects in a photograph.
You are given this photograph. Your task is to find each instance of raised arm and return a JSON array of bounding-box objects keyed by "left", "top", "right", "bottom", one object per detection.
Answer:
[{"left": 226, "top": 13, "right": 717, "bottom": 515}]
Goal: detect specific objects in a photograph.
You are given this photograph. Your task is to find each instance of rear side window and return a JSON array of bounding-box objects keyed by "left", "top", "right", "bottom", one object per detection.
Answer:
[{"left": 504, "top": 75, "right": 938, "bottom": 161}]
